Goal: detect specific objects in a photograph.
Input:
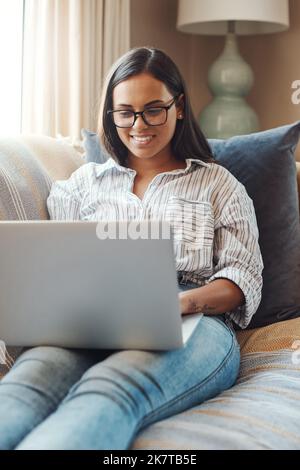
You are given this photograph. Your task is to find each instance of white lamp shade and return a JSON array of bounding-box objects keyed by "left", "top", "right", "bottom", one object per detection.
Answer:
[{"left": 177, "top": 0, "right": 289, "bottom": 35}]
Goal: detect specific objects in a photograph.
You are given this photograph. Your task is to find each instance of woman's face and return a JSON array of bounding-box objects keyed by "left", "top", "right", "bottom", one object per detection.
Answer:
[{"left": 112, "top": 72, "right": 183, "bottom": 164}]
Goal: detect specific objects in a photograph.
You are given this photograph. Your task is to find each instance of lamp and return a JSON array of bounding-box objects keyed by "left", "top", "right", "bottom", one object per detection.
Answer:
[{"left": 177, "top": 0, "right": 289, "bottom": 139}]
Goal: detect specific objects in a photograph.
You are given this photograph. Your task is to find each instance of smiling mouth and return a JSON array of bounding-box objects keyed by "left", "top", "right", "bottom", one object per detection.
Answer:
[{"left": 130, "top": 135, "right": 155, "bottom": 145}]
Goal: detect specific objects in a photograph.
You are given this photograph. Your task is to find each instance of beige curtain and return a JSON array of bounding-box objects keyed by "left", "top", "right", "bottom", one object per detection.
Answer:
[{"left": 21, "top": 0, "right": 130, "bottom": 139}]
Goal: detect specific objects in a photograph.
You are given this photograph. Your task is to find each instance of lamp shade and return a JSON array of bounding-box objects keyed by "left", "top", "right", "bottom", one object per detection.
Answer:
[{"left": 177, "top": 0, "right": 289, "bottom": 35}]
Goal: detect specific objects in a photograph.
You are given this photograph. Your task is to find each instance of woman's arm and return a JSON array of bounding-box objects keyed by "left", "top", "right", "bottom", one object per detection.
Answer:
[
  {"left": 179, "top": 278, "right": 245, "bottom": 316},
  {"left": 179, "top": 181, "right": 263, "bottom": 327}
]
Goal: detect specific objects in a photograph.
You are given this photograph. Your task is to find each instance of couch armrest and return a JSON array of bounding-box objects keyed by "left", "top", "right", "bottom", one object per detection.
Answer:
[{"left": 0, "top": 135, "right": 84, "bottom": 220}]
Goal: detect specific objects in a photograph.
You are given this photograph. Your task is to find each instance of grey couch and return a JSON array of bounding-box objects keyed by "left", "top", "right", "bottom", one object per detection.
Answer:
[{"left": 1, "top": 135, "right": 300, "bottom": 450}]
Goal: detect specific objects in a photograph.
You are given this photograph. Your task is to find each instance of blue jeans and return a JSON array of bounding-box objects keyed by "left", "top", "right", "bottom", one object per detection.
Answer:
[{"left": 0, "top": 281, "right": 240, "bottom": 450}]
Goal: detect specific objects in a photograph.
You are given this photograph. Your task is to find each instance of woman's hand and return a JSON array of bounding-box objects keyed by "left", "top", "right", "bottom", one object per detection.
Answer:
[
  {"left": 178, "top": 289, "right": 211, "bottom": 316},
  {"left": 178, "top": 291, "right": 198, "bottom": 316},
  {"left": 178, "top": 291, "right": 187, "bottom": 315}
]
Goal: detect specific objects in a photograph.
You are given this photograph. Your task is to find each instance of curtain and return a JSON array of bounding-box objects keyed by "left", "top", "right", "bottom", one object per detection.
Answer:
[{"left": 21, "top": 0, "right": 130, "bottom": 139}]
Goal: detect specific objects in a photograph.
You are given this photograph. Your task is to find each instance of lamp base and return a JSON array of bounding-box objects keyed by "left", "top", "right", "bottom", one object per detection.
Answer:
[
  {"left": 199, "top": 96, "right": 259, "bottom": 139},
  {"left": 198, "top": 32, "right": 259, "bottom": 139}
]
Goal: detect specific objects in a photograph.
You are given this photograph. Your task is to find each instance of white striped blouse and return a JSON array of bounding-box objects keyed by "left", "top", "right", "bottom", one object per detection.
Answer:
[{"left": 47, "top": 157, "right": 264, "bottom": 328}]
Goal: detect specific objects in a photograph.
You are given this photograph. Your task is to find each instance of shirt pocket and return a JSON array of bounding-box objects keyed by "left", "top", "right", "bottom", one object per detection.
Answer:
[
  {"left": 165, "top": 196, "right": 214, "bottom": 249},
  {"left": 164, "top": 197, "right": 214, "bottom": 273}
]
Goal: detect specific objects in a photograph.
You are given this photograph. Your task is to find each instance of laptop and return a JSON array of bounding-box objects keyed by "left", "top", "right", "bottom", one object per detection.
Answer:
[{"left": 0, "top": 220, "right": 202, "bottom": 351}]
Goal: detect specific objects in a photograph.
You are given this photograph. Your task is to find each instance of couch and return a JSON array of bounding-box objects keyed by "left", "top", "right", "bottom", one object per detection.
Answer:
[{"left": 0, "top": 133, "right": 300, "bottom": 450}]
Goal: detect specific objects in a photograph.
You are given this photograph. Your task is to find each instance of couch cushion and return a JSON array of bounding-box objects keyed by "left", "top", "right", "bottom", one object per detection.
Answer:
[
  {"left": 81, "top": 123, "right": 300, "bottom": 329},
  {"left": 21, "top": 135, "right": 84, "bottom": 182},
  {"left": 0, "top": 136, "right": 83, "bottom": 220},
  {"left": 81, "top": 128, "right": 109, "bottom": 164},
  {"left": 131, "top": 317, "right": 300, "bottom": 450},
  {"left": 236, "top": 316, "right": 300, "bottom": 354}
]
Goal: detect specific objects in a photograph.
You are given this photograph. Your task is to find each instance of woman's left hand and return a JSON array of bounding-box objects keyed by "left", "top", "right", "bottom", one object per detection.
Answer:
[{"left": 178, "top": 291, "right": 192, "bottom": 315}]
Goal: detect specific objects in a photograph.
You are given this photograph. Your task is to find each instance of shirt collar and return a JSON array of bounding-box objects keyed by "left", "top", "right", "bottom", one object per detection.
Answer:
[
  {"left": 95, "top": 156, "right": 210, "bottom": 178},
  {"left": 186, "top": 158, "right": 211, "bottom": 169}
]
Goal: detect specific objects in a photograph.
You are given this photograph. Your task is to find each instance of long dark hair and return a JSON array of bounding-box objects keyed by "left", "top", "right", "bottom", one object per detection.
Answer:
[{"left": 97, "top": 46, "right": 216, "bottom": 166}]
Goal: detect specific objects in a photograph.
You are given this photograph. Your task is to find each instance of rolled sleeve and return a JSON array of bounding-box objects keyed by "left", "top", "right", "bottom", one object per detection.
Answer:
[{"left": 207, "top": 183, "right": 264, "bottom": 329}]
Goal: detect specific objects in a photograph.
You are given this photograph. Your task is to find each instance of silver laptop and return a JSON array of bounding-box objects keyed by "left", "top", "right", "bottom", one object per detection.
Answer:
[{"left": 0, "top": 220, "right": 202, "bottom": 351}]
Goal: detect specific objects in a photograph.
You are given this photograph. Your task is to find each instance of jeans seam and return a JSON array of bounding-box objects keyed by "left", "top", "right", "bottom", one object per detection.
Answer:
[
  {"left": 62, "top": 376, "right": 141, "bottom": 413},
  {"left": 0, "top": 382, "right": 59, "bottom": 410},
  {"left": 11, "top": 357, "right": 52, "bottom": 370},
  {"left": 137, "top": 332, "right": 239, "bottom": 431}
]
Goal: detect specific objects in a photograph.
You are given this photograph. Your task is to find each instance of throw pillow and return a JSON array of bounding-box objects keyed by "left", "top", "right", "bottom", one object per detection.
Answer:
[
  {"left": 0, "top": 136, "right": 84, "bottom": 220},
  {"left": 81, "top": 128, "right": 109, "bottom": 164},
  {"left": 81, "top": 123, "right": 300, "bottom": 329},
  {"left": 0, "top": 138, "right": 52, "bottom": 220}
]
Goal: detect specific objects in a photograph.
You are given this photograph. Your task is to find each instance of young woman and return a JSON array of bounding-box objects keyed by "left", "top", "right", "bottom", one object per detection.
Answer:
[{"left": 0, "top": 47, "right": 263, "bottom": 450}]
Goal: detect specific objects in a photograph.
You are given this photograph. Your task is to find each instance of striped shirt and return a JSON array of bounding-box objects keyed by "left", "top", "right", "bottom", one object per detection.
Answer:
[{"left": 47, "top": 157, "right": 264, "bottom": 328}]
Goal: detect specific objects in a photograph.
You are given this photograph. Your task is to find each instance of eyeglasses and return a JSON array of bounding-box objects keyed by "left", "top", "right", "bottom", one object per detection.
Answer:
[{"left": 107, "top": 96, "right": 179, "bottom": 128}]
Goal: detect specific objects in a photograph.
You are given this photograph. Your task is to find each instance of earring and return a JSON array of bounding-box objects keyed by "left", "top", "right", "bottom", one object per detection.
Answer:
[{"left": 178, "top": 114, "right": 183, "bottom": 119}]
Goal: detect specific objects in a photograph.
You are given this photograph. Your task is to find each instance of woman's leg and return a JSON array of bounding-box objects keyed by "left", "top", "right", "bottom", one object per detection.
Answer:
[
  {"left": 0, "top": 345, "right": 112, "bottom": 449},
  {"left": 16, "top": 282, "right": 240, "bottom": 450}
]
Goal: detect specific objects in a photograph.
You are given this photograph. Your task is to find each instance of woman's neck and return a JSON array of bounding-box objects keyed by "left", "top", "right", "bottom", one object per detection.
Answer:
[{"left": 127, "top": 153, "right": 186, "bottom": 178}]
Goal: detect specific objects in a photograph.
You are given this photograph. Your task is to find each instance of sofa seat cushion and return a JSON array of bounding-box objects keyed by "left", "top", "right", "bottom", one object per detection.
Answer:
[
  {"left": 237, "top": 316, "right": 300, "bottom": 354},
  {"left": 131, "top": 317, "right": 300, "bottom": 450}
]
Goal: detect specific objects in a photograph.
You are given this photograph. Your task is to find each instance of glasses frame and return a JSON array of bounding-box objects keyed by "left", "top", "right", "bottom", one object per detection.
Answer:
[{"left": 107, "top": 95, "right": 179, "bottom": 128}]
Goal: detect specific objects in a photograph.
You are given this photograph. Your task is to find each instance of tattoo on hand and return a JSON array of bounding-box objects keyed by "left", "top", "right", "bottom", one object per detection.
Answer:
[{"left": 187, "top": 299, "right": 218, "bottom": 314}]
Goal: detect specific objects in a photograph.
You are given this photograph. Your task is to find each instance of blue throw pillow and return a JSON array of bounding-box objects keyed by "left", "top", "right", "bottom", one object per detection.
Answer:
[
  {"left": 81, "top": 128, "right": 109, "bottom": 164},
  {"left": 81, "top": 123, "right": 300, "bottom": 329}
]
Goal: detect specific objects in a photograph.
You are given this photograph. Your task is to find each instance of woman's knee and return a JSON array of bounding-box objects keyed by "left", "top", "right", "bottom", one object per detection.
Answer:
[
  {"left": 19, "top": 345, "right": 98, "bottom": 365},
  {"left": 3, "top": 346, "right": 99, "bottom": 387}
]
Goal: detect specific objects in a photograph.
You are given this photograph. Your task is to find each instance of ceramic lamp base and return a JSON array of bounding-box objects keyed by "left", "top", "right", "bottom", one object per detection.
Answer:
[{"left": 199, "top": 32, "right": 259, "bottom": 139}]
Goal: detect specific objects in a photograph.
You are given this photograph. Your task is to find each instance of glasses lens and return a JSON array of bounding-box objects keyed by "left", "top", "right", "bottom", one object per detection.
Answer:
[
  {"left": 112, "top": 107, "right": 168, "bottom": 128},
  {"left": 144, "top": 108, "right": 167, "bottom": 126},
  {"left": 113, "top": 111, "right": 135, "bottom": 128}
]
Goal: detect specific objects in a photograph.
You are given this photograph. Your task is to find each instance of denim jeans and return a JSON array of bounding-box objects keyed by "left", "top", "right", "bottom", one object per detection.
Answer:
[{"left": 0, "top": 280, "right": 240, "bottom": 450}]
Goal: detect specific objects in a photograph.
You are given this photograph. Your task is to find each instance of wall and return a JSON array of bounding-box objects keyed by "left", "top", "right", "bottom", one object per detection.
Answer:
[
  {"left": 130, "top": 0, "right": 219, "bottom": 129},
  {"left": 240, "top": 0, "right": 300, "bottom": 158},
  {"left": 130, "top": 0, "right": 300, "bottom": 159},
  {"left": 240, "top": 0, "right": 300, "bottom": 131},
  {"left": 130, "top": 0, "right": 191, "bottom": 96}
]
